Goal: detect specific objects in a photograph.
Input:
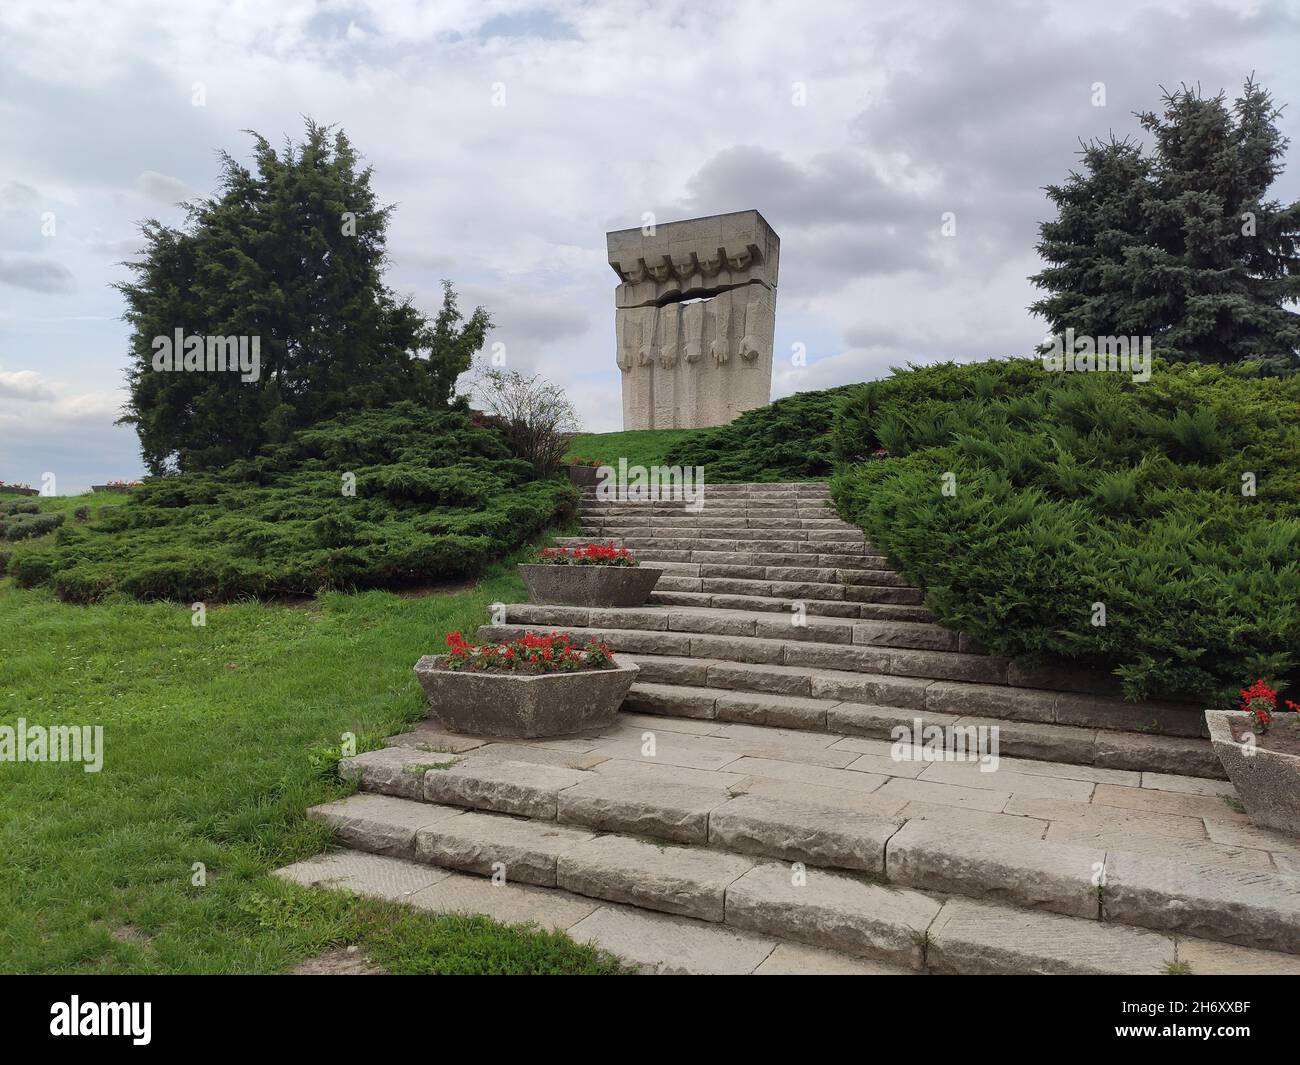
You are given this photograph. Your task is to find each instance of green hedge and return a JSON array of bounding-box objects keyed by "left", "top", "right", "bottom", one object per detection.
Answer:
[
  {"left": 663, "top": 387, "right": 858, "bottom": 482},
  {"left": 10, "top": 402, "right": 576, "bottom": 603},
  {"left": 830, "top": 359, "right": 1300, "bottom": 703}
]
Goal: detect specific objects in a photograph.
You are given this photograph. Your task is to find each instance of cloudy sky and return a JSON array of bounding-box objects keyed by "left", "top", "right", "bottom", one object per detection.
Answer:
[{"left": 1, "top": 0, "right": 1296, "bottom": 491}]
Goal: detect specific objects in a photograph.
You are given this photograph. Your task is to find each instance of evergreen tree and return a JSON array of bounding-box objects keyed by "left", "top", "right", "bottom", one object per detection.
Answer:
[
  {"left": 1031, "top": 79, "right": 1300, "bottom": 368},
  {"left": 117, "top": 120, "right": 489, "bottom": 472}
]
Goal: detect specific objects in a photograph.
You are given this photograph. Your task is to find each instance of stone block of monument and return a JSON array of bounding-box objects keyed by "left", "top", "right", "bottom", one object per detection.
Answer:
[{"left": 606, "top": 210, "right": 779, "bottom": 429}]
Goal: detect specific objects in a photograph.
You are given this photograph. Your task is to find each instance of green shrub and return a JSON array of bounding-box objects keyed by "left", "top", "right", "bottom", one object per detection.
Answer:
[
  {"left": 830, "top": 359, "right": 1300, "bottom": 703},
  {"left": 13, "top": 402, "right": 576, "bottom": 604},
  {"left": 0, "top": 511, "right": 65, "bottom": 541},
  {"left": 664, "top": 386, "right": 860, "bottom": 481}
]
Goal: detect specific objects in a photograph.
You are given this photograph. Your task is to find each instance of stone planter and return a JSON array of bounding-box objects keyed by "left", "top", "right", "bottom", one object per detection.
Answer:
[
  {"left": 1206, "top": 710, "right": 1300, "bottom": 838},
  {"left": 412, "top": 655, "right": 639, "bottom": 738},
  {"left": 518, "top": 563, "right": 661, "bottom": 607},
  {"left": 0, "top": 486, "right": 39, "bottom": 496},
  {"left": 567, "top": 463, "right": 601, "bottom": 488},
  {"left": 90, "top": 484, "right": 135, "bottom": 494}
]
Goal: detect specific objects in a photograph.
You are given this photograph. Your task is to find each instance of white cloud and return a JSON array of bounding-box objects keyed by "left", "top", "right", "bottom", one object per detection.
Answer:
[{"left": 0, "top": 0, "right": 1293, "bottom": 466}]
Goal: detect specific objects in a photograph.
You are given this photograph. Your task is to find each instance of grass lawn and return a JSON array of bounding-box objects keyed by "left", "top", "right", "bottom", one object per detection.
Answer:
[
  {"left": 566, "top": 428, "right": 702, "bottom": 469},
  {"left": 0, "top": 526, "right": 626, "bottom": 975}
]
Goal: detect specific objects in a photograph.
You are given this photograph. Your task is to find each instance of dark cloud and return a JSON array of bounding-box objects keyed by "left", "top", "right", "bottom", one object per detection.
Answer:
[{"left": 0, "top": 254, "right": 75, "bottom": 293}]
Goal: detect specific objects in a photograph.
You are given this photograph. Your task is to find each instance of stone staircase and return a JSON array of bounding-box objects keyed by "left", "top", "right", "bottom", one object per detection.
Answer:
[{"left": 283, "top": 481, "right": 1300, "bottom": 975}]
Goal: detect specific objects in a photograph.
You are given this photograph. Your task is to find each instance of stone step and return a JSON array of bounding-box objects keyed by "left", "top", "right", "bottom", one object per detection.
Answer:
[
  {"left": 648, "top": 575, "right": 923, "bottom": 605},
  {"left": 579, "top": 483, "right": 829, "bottom": 495},
  {"left": 632, "top": 548, "right": 891, "bottom": 570},
  {"left": 556, "top": 537, "right": 870, "bottom": 558},
  {"left": 311, "top": 783, "right": 1299, "bottom": 960},
  {"left": 570, "top": 526, "right": 869, "bottom": 544},
  {"left": 649, "top": 588, "right": 937, "bottom": 623},
  {"left": 620, "top": 682, "right": 1222, "bottom": 777},
  {"left": 581, "top": 506, "right": 835, "bottom": 519},
  {"left": 639, "top": 562, "right": 906, "bottom": 586},
  {"left": 581, "top": 517, "right": 856, "bottom": 531},
  {"left": 480, "top": 621, "right": 1009, "bottom": 684},
  {"left": 606, "top": 653, "right": 1211, "bottom": 742},
  {"left": 501, "top": 603, "right": 963, "bottom": 652}
]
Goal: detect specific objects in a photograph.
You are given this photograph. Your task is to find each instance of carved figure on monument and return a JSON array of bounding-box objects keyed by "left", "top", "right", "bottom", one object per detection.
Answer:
[{"left": 606, "top": 210, "right": 779, "bottom": 430}]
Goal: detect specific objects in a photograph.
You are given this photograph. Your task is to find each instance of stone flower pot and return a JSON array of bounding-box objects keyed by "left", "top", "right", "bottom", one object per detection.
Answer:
[
  {"left": 412, "top": 655, "right": 639, "bottom": 738},
  {"left": 1206, "top": 710, "right": 1300, "bottom": 838},
  {"left": 518, "top": 563, "right": 661, "bottom": 607},
  {"left": 567, "top": 463, "right": 601, "bottom": 488},
  {"left": 0, "top": 486, "right": 39, "bottom": 496}
]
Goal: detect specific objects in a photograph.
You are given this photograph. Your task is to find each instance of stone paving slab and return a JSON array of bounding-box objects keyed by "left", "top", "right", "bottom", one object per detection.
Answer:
[
  {"left": 732, "top": 777, "right": 910, "bottom": 817},
  {"left": 709, "top": 793, "right": 902, "bottom": 872},
  {"left": 423, "top": 759, "right": 591, "bottom": 819},
  {"left": 1002, "top": 795, "right": 1207, "bottom": 839},
  {"left": 1177, "top": 936, "right": 1300, "bottom": 975},
  {"left": 307, "top": 794, "right": 464, "bottom": 857},
  {"left": 339, "top": 746, "right": 453, "bottom": 800},
  {"left": 896, "top": 801, "right": 1049, "bottom": 839},
  {"left": 275, "top": 849, "right": 449, "bottom": 899},
  {"left": 1141, "top": 771, "right": 1236, "bottom": 797},
  {"left": 1102, "top": 852, "right": 1300, "bottom": 953},
  {"left": 752, "top": 942, "right": 913, "bottom": 975},
  {"left": 917, "top": 760, "right": 1096, "bottom": 802},
  {"left": 876, "top": 777, "right": 1012, "bottom": 813},
  {"left": 1091, "top": 782, "right": 1249, "bottom": 823},
  {"left": 567, "top": 905, "right": 777, "bottom": 975},
  {"left": 557, "top": 772, "right": 731, "bottom": 843},
  {"left": 406, "top": 869, "right": 601, "bottom": 932},
  {"left": 927, "top": 897, "right": 1175, "bottom": 975},
  {"left": 413, "top": 811, "right": 597, "bottom": 886},
  {"left": 886, "top": 819, "right": 1102, "bottom": 919},
  {"left": 1045, "top": 824, "right": 1274, "bottom": 870},
  {"left": 725, "top": 861, "right": 939, "bottom": 970},
  {"left": 557, "top": 834, "right": 755, "bottom": 922}
]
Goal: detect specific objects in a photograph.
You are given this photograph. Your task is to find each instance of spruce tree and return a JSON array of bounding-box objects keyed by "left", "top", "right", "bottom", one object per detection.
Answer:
[
  {"left": 1031, "top": 79, "right": 1300, "bottom": 368},
  {"left": 117, "top": 121, "right": 489, "bottom": 472}
]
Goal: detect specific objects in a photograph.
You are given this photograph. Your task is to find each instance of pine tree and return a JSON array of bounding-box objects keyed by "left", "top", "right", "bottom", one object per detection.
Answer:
[
  {"left": 1030, "top": 79, "right": 1300, "bottom": 368},
  {"left": 117, "top": 121, "right": 489, "bottom": 472}
]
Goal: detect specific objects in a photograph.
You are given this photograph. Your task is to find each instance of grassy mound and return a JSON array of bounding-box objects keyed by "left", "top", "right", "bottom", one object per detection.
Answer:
[
  {"left": 830, "top": 359, "right": 1300, "bottom": 703},
  {"left": 565, "top": 428, "right": 701, "bottom": 469},
  {"left": 663, "top": 387, "right": 859, "bottom": 482},
  {"left": 8, "top": 402, "right": 576, "bottom": 603}
]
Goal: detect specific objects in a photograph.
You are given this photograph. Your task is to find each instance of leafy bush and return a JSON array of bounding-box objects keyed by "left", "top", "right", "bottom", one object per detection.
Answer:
[
  {"left": 830, "top": 359, "right": 1300, "bottom": 703},
  {"left": 0, "top": 511, "right": 64, "bottom": 541},
  {"left": 663, "top": 386, "right": 859, "bottom": 481},
  {"left": 8, "top": 402, "right": 575, "bottom": 603}
]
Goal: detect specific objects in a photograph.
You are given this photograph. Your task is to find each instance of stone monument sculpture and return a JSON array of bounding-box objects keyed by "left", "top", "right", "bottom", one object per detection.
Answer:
[{"left": 606, "top": 210, "right": 779, "bottom": 429}]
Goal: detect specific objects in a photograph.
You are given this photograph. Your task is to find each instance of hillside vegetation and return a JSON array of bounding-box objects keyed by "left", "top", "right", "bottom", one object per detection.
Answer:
[
  {"left": 830, "top": 359, "right": 1300, "bottom": 702},
  {"left": 663, "top": 387, "right": 859, "bottom": 481},
  {"left": 3, "top": 402, "right": 575, "bottom": 603}
]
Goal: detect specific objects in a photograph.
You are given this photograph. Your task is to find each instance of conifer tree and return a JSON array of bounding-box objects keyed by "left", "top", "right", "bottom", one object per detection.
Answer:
[
  {"left": 1031, "top": 79, "right": 1300, "bottom": 369},
  {"left": 118, "top": 121, "right": 489, "bottom": 472}
]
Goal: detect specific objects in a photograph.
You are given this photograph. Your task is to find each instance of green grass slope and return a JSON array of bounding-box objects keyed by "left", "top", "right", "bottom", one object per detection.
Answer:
[{"left": 0, "top": 541, "right": 627, "bottom": 974}]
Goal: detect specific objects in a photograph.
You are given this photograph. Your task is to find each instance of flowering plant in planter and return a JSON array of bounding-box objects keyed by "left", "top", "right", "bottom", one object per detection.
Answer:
[
  {"left": 1209, "top": 679, "right": 1300, "bottom": 838},
  {"left": 1237, "top": 679, "right": 1300, "bottom": 736},
  {"left": 440, "top": 630, "right": 615, "bottom": 673},
  {"left": 536, "top": 543, "right": 637, "bottom": 567},
  {"left": 566, "top": 455, "right": 603, "bottom": 467}
]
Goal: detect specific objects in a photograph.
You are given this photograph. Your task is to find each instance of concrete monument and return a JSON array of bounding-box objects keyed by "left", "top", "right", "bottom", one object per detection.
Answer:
[{"left": 606, "top": 210, "right": 779, "bottom": 429}]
